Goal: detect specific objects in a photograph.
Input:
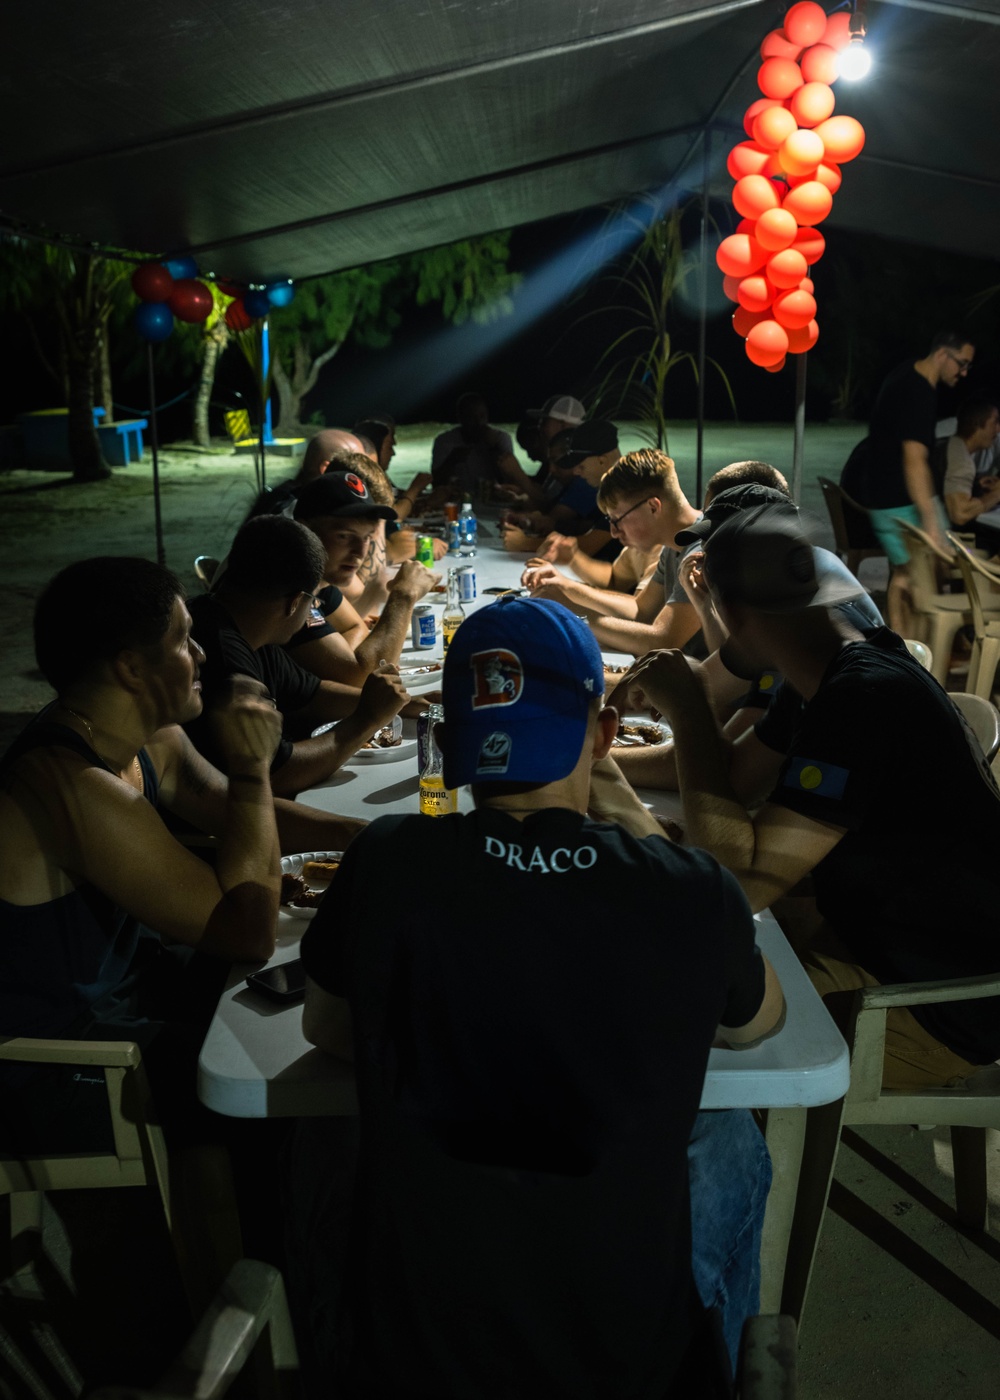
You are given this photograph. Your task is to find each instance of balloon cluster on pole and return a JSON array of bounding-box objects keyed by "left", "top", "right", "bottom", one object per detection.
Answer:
[
  {"left": 131, "top": 259, "right": 296, "bottom": 342},
  {"left": 717, "top": 1, "right": 866, "bottom": 371}
]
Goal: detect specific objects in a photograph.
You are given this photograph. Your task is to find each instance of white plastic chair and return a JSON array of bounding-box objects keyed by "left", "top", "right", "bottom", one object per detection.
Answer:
[
  {"left": 947, "top": 533, "right": 1000, "bottom": 699},
  {"left": 950, "top": 692, "right": 1000, "bottom": 763},
  {"left": 902, "top": 638, "right": 933, "bottom": 671}
]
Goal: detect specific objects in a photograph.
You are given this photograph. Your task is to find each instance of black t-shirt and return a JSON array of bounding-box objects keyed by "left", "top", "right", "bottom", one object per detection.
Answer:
[
  {"left": 301, "top": 806, "right": 763, "bottom": 1399},
  {"left": 185, "top": 595, "right": 320, "bottom": 771},
  {"left": 861, "top": 361, "right": 938, "bottom": 508},
  {"left": 286, "top": 583, "right": 345, "bottom": 652},
  {"left": 756, "top": 628, "right": 1000, "bottom": 1063}
]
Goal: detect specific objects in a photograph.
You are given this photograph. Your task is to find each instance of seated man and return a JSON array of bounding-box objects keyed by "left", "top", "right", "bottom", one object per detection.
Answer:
[
  {"left": 943, "top": 399, "right": 1000, "bottom": 527},
  {"left": 0, "top": 556, "right": 365, "bottom": 1153},
  {"left": 353, "top": 417, "right": 396, "bottom": 473},
  {"left": 430, "top": 392, "right": 518, "bottom": 495},
  {"left": 290, "top": 472, "right": 439, "bottom": 686},
  {"left": 632, "top": 503, "right": 1000, "bottom": 1089},
  {"left": 244, "top": 428, "right": 366, "bottom": 520},
  {"left": 298, "top": 596, "right": 783, "bottom": 1394},
  {"left": 186, "top": 514, "right": 408, "bottom": 796},
  {"left": 496, "top": 395, "right": 586, "bottom": 509},
  {"left": 505, "top": 420, "right": 619, "bottom": 557}
]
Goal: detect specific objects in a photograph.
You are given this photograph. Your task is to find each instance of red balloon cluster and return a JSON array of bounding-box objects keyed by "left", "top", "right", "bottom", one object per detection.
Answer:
[
  {"left": 131, "top": 258, "right": 214, "bottom": 340},
  {"left": 717, "top": 1, "right": 866, "bottom": 370}
]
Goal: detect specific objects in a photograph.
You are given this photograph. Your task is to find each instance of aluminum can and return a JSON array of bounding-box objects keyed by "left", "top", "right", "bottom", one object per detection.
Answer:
[
  {"left": 447, "top": 520, "right": 462, "bottom": 553},
  {"left": 456, "top": 565, "right": 477, "bottom": 602},
  {"left": 416, "top": 535, "right": 436, "bottom": 568},
  {"left": 410, "top": 606, "right": 436, "bottom": 650}
]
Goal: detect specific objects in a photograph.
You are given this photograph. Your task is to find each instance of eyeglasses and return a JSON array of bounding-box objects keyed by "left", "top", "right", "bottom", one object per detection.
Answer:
[
  {"left": 604, "top": 497, "right": 654, "bottom": 529},
  {"left": 945, "top": 349, "right": 973, "bottom": 374}
]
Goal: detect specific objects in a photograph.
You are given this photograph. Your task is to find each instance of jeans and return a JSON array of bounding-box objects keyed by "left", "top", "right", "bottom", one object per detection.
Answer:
[{"left": 688, "top": 1108, "right": 772, "bottom": 1370}]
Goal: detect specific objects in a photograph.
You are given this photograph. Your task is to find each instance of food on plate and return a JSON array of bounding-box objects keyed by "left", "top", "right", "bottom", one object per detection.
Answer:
[
  {"left": 280, "top": 872, "right": 308, "bottom": 904},
  {"left": 400, "top": 662, "right": 442, "bottom": 677},
  {"left": 362, "top": 725, "right": 404, "bottom": 749},
  {"left": 300, "top": 858, "right": 342, "bottom": 885},
  {"left": 612, "top": 720, "right": 666, "bottom": 748}
]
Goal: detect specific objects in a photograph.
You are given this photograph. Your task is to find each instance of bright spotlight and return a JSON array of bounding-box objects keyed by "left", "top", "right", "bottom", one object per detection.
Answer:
[{"left": 838, "top": 38, "right": 872, "bottom": 80}]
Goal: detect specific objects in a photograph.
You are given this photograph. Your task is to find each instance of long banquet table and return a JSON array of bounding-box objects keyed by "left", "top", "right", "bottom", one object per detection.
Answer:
[{"left": 197, "top": 516, "right": 850, "bottom": 1314}]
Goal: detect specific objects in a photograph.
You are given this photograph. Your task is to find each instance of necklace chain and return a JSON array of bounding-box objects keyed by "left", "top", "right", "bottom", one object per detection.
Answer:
[{"left": 58, "top": 704, "right": 143, "bottom": 789}]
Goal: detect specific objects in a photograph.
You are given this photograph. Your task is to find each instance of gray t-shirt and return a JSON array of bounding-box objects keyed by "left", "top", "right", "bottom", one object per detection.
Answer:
[
  {"left": 943, "top": 436, "right": 976, "bottom": 501},
  {"left": 653, "top": 546, "right": 688, "bottom": 605}
]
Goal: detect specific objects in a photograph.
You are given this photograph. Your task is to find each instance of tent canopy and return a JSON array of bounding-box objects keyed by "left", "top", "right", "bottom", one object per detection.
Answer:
[{"left": 3, "top": 0, "right": 999, "bottom": 281}]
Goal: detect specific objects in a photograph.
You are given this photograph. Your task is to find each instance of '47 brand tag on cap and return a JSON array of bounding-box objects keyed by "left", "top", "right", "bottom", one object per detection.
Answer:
[
  {"left": 477, "top": 731, "right": 512, "bottom": 774},
  {"left": 470, "top": 649, "right": 523, "bottom": 709}
]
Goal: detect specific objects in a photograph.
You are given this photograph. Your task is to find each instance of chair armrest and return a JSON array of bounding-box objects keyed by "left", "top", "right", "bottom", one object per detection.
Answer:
[
  {"left": 0, "top": 1037, "right": 141, "bottom": 1069},
  {"left": 857, "top": 972, "right": 1000, "bottom": 1012}
]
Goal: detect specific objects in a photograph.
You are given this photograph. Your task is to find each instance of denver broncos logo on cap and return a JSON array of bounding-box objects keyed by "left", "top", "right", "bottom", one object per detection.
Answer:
[
  {"left": 345, "top": 473, "right": 367, "bottom": 497},
  {"left": 470, "top": 649, "right": 523, "bottom": 708}
]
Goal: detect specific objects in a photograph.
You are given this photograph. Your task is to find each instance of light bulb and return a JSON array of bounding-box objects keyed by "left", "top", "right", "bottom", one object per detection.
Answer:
[{"left": 838, "top": 39, "right": 872, "bottom": 80}]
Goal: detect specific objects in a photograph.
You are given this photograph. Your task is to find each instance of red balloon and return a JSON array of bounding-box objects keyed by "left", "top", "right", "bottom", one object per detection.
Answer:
[
  {"left": 753, "top": 105, "right": 798, "bottom": 151},
  {"left": 727, "top": 142, "right": 771, "bottom": 180},
  {"left": 722, "top": 274, "right": 742, "bottom": 302},
  {"left": 716, "top": 233, "right": 768, "bottom": 278},
  {"left": 783, "top": 180, "right": 833, "bottom": 226},
  {"left": 735, "top": 217, "right": 758, "bottom": 236},
  {"left": 793, "top": 227, "right": 826, "bottom": 264},
  {"left": 131, "top": 262, "right": 173, "bottom": 302},
  {"left": 733, "top": 305, "right": 769, "bottom": 338},
  {"left": 216, "top": 278, "right": 245, "bottom": 299},
  {"left": 758, "top": 57, "right": 805, "bottom": 100},
  {"left": 748, "top": 318, "right": 790, "bottom": 358},
  {"left": 779, "top": 128, "right": 825, "bottom": 178},
  {"left": 767, "top": 248, "right": 809, "bottom": 288},
  {"left": 737, "top": 275, "right": 775, "bottom": 313},
  {"left": 790, "top": 81, "right": 835, "bottom": 128},
  {"left": 756, "top": 207, "right": 798, "bottom": 252},
  {"left": 799, "top": 276, "right": 815, "bottom": 294},
  {"left": 813, "top": 115, "right": 865, "bottom": 163},
  {"left": 786, "top": 319, "right": 820, "bottom": 352},
  {"left": 225, "top": 300, "right": 253, "bottom": 333},
  {"left": 784, "top": 2, "right": 827, "bottom": 48},
  {"left": 733, "top": 174, "right": 781, "bottom": 219},
  {"left": 791, "top": 159, "right": 842, "bottom": 194},
  {"left": 743, "top": 98, "right": 783, "bottom": 139},
  {"left": 799, "top": 43, "right": 840, "bottom": 84},
  {"left": 760, "top": 28, "right": 802, "bottom": 61},
  {"left": 168, "top": 278, "right": 213, "bottom": 324},
  {"left": 746, "top": 340, "right": 785, "bottom": 369},
  {"left": 765, "top": 356, "right": 787, "bottom": 373},
  {"left": 762, "top": 152, "right": 786, "bottom": 180},
  {"left": 772, "top": 289, "right": 818, "bottom": 330},
  {"left": 822, "top": 11, "right": 853, "bottom": 51}
]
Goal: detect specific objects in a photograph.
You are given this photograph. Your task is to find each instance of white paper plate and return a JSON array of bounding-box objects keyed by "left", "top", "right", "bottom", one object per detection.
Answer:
[
  {"left": 280, "top": 850, "right": 343, "bottom": 920},
  {"left": 612, "top": 715, "right": 672, "bottom": 748},
  {"left": 348, "top": 736, "right": 418, "bottom": 764}
]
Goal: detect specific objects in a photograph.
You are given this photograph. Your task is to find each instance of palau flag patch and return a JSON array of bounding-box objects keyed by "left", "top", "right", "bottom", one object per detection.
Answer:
[{"left": 784, "top": 758, "right": 849, "bottom": 799}]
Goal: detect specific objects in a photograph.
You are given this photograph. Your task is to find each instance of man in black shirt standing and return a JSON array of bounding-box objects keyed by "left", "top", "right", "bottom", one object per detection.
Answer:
[
  {"left": 299, "top": 596, "right": 783, "bottom": 1397},
  {"left": 842, "top": 329, "right": 975, "bottom": 631}
]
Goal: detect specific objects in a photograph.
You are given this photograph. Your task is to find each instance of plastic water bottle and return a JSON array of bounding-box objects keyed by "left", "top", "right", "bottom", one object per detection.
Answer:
[{"left": 459, "top": 502, "right": 477, "bottom": 556}]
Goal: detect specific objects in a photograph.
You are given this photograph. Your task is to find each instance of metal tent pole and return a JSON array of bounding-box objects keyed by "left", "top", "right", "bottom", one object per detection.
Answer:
[
  {"left": 146, "top": 343, "right": 166, "bottom": 566},
  {"left": 792, "top": 352, "right": 807, "bottom": 504},
  {"left": 695, "top": 127, "right": 711, "bottom": 506}
]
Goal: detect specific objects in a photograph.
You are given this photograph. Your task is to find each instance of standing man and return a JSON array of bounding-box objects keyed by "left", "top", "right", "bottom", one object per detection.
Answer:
[
  {"left": 843, "top": 330, "right": 975, "bottom": 631},
  {"left": 298, "top": 597, "right": 783, "bottom": 1395}
]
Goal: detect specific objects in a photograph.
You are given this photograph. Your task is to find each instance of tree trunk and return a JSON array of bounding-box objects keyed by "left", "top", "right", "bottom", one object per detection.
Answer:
[
  {"left": 273, "top": 333, "right": 343, "bottom": 437},
  {"left": 193, "top": 321, "right": 229, "bottom": 448},
  {"left": 272, "top": 355, "right": 302, "bottom": 438},
  {"left": 95, "top": 325, "right": 114, "bottom": 422},
  {"left": 67, "top": 341, "right": 109, "bottom": 481}
]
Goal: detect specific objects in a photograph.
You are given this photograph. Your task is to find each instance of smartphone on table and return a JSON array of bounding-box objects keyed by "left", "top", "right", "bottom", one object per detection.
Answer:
[{"left": 246, "top": 958, "right": 306, "bottom": 1003}]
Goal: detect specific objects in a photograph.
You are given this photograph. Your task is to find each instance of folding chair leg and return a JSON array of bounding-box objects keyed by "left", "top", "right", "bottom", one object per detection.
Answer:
[
  {"left": 971, "top": 637, "right": 1000, "bottom": 700},
  {"left": 951, "top": 1125, "right": 989, "bottom": 1231},
  {"left": 925, "top": 616, "right": 962, "bottom": 687},
  {"left": 779, "top": 1096, "right": 846, "bottom": 1326}
]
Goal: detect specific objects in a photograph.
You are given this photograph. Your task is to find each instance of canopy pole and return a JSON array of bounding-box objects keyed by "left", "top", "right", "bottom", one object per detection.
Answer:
[
  {"left": 146, "top": 343, "right": 166, "bottom": 567},
  {"left": 695, "top": 127, "right": 711, "bottom": 506},
  {"left": 792, "top": 352, "right": 807, "bottom": 504}
]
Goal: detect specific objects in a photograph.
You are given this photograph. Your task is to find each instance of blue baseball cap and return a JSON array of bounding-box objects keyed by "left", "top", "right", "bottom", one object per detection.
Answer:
[{"left": 441, "top": 597, "right": 605, "bottom": 788}]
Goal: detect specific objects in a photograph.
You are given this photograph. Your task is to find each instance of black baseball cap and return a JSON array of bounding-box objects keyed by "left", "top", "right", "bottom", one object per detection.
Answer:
[
  {"left": 674, "top": 484, "right": 792, "bottom": 548},
  {"left": 703, "top": 503, "right": 860, "bottom": 612},
  {"left": 562, "top": 419, "right": 619, "bottom": 468},
  {"left": 294, "top": 470, "right": 396, "bottom": 522}
]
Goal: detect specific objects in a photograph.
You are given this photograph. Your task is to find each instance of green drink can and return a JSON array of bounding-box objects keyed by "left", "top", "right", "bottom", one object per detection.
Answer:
[{"left": 416, "top": 536, "right": 436, "bottom": 568}]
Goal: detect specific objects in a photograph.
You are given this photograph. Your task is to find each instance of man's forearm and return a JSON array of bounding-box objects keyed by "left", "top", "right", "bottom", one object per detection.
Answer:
[
  {"left": 591, "top": 603, "right": 699, "bottom": 657},
  {"left": 670, "top": 696, "right": 756, "bottom": 874},
  {"left": 271, "top": 713, "right": 379, "bottom": 796},
  {"left": 353, "top": 591, "right": 419, "bottom": 674},
  {"left": 208, "top": 759, "right": 281, "bottom": 959},
  {"left": 571, "top": 552, "right": 613, "bottom": 586},
  {"left": 558, "top": 580, "right": 640, "bottom": 620},
  {"left": 274, "top": 797, "right": 367, "bottom": 854}
]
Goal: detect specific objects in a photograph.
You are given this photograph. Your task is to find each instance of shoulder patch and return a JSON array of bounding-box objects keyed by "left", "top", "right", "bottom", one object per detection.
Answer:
[{"left": 784, "top": 757, "right": 849, "bottom": 799}]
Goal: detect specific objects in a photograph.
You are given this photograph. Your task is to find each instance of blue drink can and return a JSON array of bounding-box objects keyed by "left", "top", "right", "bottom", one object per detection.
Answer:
[
  {"left": 456, "top": 565, "right": 477, "bottom": 603},
  {"left": 447, "top": 520, "right": 462, "bottom": 553},
  {"left": 411, "top": 606, "right": 436, "bottom": 649}
]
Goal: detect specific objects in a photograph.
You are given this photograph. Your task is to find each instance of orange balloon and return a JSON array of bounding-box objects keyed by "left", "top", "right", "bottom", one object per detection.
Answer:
[
  {"left": 722, "top": 274, "right": 742, "bottom": 302},
  {"left": 767, "top": 248, "right": 809, "bottom": 288},
  {"left": 793, "top": 226, "right": 825, "bottom": 264},
  {"left": 716, "top": 233, "right": 768, "bottom": 278},
  {"left": 756, "top": 207, "right": 799, "bottom": 252},
  {"left": 784, "top": 2, "right": 827, "bottom": 48},
  {"left": 772, "top": 289, "right": 818, "bottom": 330},
  {"left": 786, "top": 319, "right": 820, "bottom": 352},
  {"left": 765, "top": 356, "right": 787, "bottom": 373},
  {"left": 779, "top": 128, "right": 825, "bottom": 178},
  {"left": 737, "top": 275, "right": 775, "bottom": 313},
  {"left": 794, "top": 159, "right": 841, "bottom": 194},
  {"left": 758, "top": 57, "right": 805, "bottom": 100},
  {"left": 727, "top": 141, "right": 771, "bottom": 180},
  {"left": 790, "top": 81, "right": 835, "bottom": 128},
  {"left": 814, "top": 115, "right": 865, "bottom": 163},
  {"left": 783, "top": 180, "right": 833, "bottom": 226},
  {"left": 822, "top": 11, "right": 853, "bottom": 51},
  {"left": 799, "top": 43, "right": 839, "bottom": 84},
  {"left": 733, "top": 305, "right": 769, "bottom": 338},
  {"left": 760, "top": 28, "right": 802, "bottom": 61},
  {"left": 733, "top": 174, "right": 781, "bottom": 220},
  {"left": 762, "top": 152, "right": 786, "bottom": 179},
  {"left": 753, "top": 105, "right": 798, "bottom": 151},
  {"left": 799, "top": 276, "right": 815, "bottom": 294},
  {"left": 743, "top": 97, "right": 783, "bottom": 139}
]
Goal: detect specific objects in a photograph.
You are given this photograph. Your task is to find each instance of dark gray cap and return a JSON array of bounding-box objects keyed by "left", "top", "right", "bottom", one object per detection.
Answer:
[
  {"left": 703, "top": 503, "right": 861, "bottom": 613},
  {"left": 674, "top": 483, "right": 792, "bottom": 548}
]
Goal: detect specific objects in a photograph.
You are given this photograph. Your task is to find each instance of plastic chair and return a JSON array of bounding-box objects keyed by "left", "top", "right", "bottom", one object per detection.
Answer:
[
  {"left": 779, "top": 973, "right": 1000, "bottom": 1324},
  {"left": 87, "top": 1258, "right": 299, "bottom": 1400},
  {"left": 0, "top": 1038, "right": 171, "bottom": 1281},
  {"left": 950, "top": 692, "right": 1000, "bottom": 763},
  {"left": 194, "top": 556, "right": 220, "bottom": 591},
  {"left": 902, "top": 638, "right": 933, "bottom": 671},
  {"left": 817, "top": 477, "right": 884, "bottom": 577},
  {"left": 894, "top": 519, "right": 976, "bottom": 686},
  {"left": 946, "top": 533, "right": 1000, "bottom": 698}
]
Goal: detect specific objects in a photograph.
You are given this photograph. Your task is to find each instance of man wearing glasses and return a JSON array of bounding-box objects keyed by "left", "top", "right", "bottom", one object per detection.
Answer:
[{"left": 841, "top": 329, "right": 975, "bottom": 633}]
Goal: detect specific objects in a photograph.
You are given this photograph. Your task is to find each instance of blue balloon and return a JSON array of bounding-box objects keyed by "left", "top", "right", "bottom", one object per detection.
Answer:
[
  {"left": 162, "top": 256, "right": 198, "bottom": 280},
  {"left": 266, "top": 280, "right": 295, "bottom": 308},
  {"left": 134, "top": 301, "right": 174, "bottom": 342},
  {"left": 244, "top": 289, "right": 272, "bottom": 319}
]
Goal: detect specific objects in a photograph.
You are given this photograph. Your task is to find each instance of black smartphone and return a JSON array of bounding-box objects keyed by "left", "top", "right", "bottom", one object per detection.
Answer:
[{"left": 246, "top": 959, "right": 306, "bottom": 1004}]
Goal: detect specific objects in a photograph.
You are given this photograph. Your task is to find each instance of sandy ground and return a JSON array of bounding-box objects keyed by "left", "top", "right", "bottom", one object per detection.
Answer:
[{"left": 0, "top": 419, "right": 873, "bottom": 755}]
